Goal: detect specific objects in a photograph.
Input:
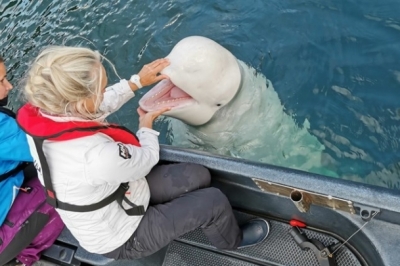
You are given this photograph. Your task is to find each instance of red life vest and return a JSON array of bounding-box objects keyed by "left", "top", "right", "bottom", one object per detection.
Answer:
[{"left": 16, "top": 103, "right": 140, "bottom": 147}]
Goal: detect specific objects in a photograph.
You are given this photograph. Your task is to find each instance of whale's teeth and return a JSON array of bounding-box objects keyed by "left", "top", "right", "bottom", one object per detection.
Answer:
[{"left": 150, "top": 92, "right": 160, "bottom": 99}]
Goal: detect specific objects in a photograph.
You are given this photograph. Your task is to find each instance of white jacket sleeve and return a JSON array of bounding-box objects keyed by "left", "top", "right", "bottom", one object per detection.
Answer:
[
  {"left": 99, "top": 79, "right": 134, "bottom": 114},
  {"left": 85, "top": 128, "right": 160, "bottom": 186}
]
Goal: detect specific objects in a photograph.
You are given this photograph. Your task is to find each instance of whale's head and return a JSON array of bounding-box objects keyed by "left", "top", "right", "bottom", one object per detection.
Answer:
[{"left": 139, "top": 36, "right": 242, "bottom": 126}]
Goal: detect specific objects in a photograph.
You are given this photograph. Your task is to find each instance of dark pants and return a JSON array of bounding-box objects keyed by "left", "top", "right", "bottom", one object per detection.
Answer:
[{"left": 103, "top": 163, "right": 242, "bottom": 260}]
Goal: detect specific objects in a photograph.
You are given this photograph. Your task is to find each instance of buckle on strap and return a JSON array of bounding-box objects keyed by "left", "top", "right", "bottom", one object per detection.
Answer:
[
  {"left": 46, "top": 192, "right": 58, "bottom": 208},
  {"left": 121, "top": 183, "right": 130, "bottom": 191}
]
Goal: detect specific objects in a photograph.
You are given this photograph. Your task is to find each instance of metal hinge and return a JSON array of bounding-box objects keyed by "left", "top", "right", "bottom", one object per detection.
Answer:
[{"left": 353, "top": 203, "right": 380, "bottom": 221}]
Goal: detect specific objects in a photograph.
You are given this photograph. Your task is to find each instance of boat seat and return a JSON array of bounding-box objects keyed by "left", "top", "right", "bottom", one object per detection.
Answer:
[{"left": 43, "top": 227, "right": 114, "bottom": 265}]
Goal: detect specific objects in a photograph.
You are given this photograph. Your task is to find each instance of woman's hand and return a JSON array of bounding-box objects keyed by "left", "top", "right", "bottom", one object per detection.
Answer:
[
  {"left": 138, "top": 58, "right": 170, "bottom": 87},
  {"left": 137, "top": 106, "right": 171, "bottom": 130}
]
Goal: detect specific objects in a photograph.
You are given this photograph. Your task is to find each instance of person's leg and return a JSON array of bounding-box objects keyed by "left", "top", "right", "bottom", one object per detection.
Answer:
[
  {"left": 103, "top": 187, "right": 241, "bottom": 260},
  {"left": 146, "top": 163, "right": 211, "bottom": 205}
]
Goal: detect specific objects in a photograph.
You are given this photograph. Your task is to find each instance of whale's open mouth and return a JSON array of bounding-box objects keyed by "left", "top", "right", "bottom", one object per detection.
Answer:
[{"left": 139, "top": 79, "right": 195, "bottom": 112}]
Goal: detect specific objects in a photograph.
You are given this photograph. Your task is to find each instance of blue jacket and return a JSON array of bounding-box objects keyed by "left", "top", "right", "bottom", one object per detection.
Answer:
[{"left": 0, "top": 110, "right": 33, "bottom": 225}]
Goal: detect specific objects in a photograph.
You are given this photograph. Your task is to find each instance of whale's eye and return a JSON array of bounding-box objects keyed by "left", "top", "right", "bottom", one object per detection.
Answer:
[{"left": 216, "top": 104, "right": 222, "bottom": 107}]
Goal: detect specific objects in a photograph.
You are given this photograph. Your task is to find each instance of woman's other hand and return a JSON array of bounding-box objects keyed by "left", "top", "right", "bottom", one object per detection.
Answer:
[
  {"left": 138, "top": 58, "right": 170, "bottom": 87},
  {"left": 137, "top": 106, "right": 171, "bottom": 130}
]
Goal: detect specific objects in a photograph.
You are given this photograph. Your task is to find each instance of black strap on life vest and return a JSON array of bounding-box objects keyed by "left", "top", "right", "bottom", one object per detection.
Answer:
[{"left": 32, "top": 136, "right": 145, "bottom": 216}]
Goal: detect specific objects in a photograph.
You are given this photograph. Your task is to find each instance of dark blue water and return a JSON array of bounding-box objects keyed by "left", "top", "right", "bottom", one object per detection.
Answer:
[{"left": 1, "top": 0, "right": 400, "bottom": 189}]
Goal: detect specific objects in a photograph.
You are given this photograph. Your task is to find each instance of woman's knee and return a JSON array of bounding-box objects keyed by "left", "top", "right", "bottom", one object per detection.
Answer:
[
  {"left": 200, "top": 187, "right": 232, "bottom": 212},
  {"left": 184, "top": 163, "right": 211, "bottom": 188}
]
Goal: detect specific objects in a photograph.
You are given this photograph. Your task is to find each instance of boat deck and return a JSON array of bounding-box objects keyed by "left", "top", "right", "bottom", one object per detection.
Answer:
[{"left": 48, "top": 210, "right": 362, "bottom": 266}]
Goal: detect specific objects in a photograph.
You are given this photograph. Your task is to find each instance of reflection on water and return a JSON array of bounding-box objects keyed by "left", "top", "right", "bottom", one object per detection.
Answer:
[{"left": 1, "top": 0, "right": 400, "bottom": 189}]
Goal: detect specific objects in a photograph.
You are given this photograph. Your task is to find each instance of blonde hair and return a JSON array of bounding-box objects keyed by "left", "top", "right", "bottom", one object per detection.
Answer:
[{"left": 24, "top": 46, "right": 104, "bottom": 119}]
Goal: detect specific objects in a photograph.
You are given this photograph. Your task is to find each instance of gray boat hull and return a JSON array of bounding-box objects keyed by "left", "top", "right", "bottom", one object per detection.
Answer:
[{"left": 41, "top": 145, "right": 400, "bottom": 266}]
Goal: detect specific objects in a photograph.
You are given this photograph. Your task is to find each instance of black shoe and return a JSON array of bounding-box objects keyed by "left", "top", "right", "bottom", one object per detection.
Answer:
[{"left": 238, "top": 218, "right": 270, "bottom": 249}]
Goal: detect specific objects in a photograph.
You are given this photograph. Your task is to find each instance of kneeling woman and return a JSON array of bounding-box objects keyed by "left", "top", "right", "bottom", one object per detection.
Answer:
[{"left": 17, "top": 46, "right": 269, "bottom": 259}]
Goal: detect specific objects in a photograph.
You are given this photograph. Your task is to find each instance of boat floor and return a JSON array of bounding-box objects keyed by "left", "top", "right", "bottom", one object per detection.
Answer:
[{"left": 48, "top": 210, "right": 362, "bottom": 266}]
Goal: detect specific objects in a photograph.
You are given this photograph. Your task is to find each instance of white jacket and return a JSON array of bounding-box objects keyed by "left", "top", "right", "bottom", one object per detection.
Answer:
[{"left": 26, "top": 80, "right": 159, "bottom": 254}]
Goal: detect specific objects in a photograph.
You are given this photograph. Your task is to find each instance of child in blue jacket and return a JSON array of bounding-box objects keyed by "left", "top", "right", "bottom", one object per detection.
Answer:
[{"left": 0, "top": 55, "right": 33, "bottom": 225}]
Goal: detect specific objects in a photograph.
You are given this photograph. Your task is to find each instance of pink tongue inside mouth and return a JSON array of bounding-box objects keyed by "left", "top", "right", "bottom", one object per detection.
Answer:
[
  {"left": 170, "top": 86, "right": 191, "bottom": 98},
  {"left": 140, "top": 80, "right": 194, "bottom": 111}
]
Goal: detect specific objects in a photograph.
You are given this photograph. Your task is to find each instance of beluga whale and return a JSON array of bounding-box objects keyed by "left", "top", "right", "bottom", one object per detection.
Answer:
[{"left": 139, "top": 36, "right": 336, "bottom": 177}]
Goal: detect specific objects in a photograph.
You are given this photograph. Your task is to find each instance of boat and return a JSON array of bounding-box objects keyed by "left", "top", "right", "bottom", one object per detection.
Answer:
[{"left": 40, "top": 144, "right": 400, "bottom": 266}]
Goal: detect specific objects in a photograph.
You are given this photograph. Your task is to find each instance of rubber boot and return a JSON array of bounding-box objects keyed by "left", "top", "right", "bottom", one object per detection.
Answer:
[{"left": 238, "top": 218, "right": 270, "bottom": 249}]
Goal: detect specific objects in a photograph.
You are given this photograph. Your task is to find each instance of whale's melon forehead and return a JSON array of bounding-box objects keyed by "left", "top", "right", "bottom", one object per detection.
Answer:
[
  {"left": 172, "top": 36, "right": 222, "bottom": 52},
  {"left": 165, "top": 37, "right": 230, "bottom": 74},
  {"left": 162, "top": 36, "right": 240, "bottom": 96}
]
